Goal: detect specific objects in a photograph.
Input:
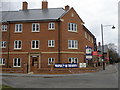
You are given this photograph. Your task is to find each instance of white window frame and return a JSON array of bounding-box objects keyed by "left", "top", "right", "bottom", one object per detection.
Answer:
[
  {"left": 0, "top": 58, "right": 5, "bottom": 65},
  {"left": 1, "top": 41, "right": 6, "bottom": 48},
  {"left": 85, "top": 32, "right": 87, "bottom": 39},
  {"left": 48, "top": 58, "right": 55, "bottom": 65},
  {"left": 91, "top": 38, "right": 93, "bottom": 43},
  {"left": 68, "top": 23, "right": 77, "bottom": 32},
  {"left": 13, "top": 58, "right": 21, "bottom": 67},
  {"left": 48, "top": 23, "right": 55, "bottom": 30},
  {"left": 15, "top": 24, "right": 22, "bottom": 32},
  {"left": 32, "top": 23, "right": 40, "bottom": 32},
  {"left": 68, "top": 40, "right": 78, "bottom": 49},
  {"left": 68, "top": 58, "right": 78, "bottom": 64},
  {"left": 88, "top": 35, "right": 91, "bottom": 41},
  {"left": 31, "top": 40, "right": 39, "bottom": 49},
  {"left": 48, "top": 40, "right": 55, "bottom": 47},
  {"left": 14, "top": 40, "right": 22, "bottom": 49},
  {"left": 1, "top": 25, "right": 7, "bottom": 31}
]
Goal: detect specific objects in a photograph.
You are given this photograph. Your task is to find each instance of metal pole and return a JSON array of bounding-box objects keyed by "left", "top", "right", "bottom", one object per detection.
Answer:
[{"left": 101, "top": 24, "right": 105, "bottom": 70}]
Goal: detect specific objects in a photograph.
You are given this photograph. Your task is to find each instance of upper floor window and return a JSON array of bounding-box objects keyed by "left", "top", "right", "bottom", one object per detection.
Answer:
[
  {"left": 14, "top": 40, "right": 22, "bottom": 49},
  {"left": 91, "top": 38, "right": 94, "bottom": 43},
  {"left": 13, "top": 58, "right": 21, "bottom": 67},
  {"left": 0, "top": 58, "right": 5, "bottom": 65},
  {"left": 88, "top": 35, "right": 91, "bottom": 41},
  {"left": 68, "top": 58, "right": 78, "bottom": 64},
  {"left": 15, "top": 24, "right": 22, "bottom": 32},
  {"left": 48, "top": 58, "right": 55, "bottom": 65},
  {"left": 85, "top": 32, "right": 87, "bottom": 39},
  {"left": 48, "top": 40, "right": 55, "bottom": 47},
  {"left": 48, "top": 23, "right": 55, "bottom": 30},
  {"left": 32, "top": 23, "right": 40, "bottom": 32},
  {"left": 1, "top": 41, "right": 6, "bottom": 48},
  {"left": 31, "top": 40, "right": 39, "bottom": 49},
  {"left": 68, "top": 23, "right": 77, "bottom": 32},
  {"left": 1, "top": 25, "right": 7, "bottom": 31},
  {"left": 68, "top": 40, "right": 78, "bottom": 49}
]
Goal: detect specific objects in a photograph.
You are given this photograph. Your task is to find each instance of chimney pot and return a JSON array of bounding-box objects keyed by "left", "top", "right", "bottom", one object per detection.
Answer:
[
  {"left": 98, "top": 42, "right": 101, "bottom": 46},
  {"left": 42, "top": 0, "right": 48, "bottom": 9},
  {"left": 65, "top": 5, "right": 70, "bottom": 11},
  {"left": 22, "top": 1, "right": 28, "bottom": 10}
]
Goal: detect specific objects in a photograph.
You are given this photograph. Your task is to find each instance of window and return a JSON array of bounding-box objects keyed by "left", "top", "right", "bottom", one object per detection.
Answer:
[
  {"left": 91, "top": 38, "right": 93, "bottom": 43},
  {"left": 15, "top": 24, "right": 22, "bottom": 32},
  {"left": 31, "top": 40, "right": 39, "bottom": 49},
  {"left": 1, "top": 41, "right": 6, "bottom": 48},
  {"left": 48, "top": 58, "right": 55, "bottom": 65},
  {"left": 68, "top": 58, "right": 78, "bottom": 64},
  {"left": 85, "top": 32, "right": 87, "bottom": 39},
  {"left": 14, "top": 40, "right": 22, "bottom": 49},
  {"left": 48, "top": 40, "right": 55, "bottom": 47},
  {"left": 68, "top": 23, "right": 77, "bottom": 32},
  {"left": 1, "top": 25, "right": 7, "bottom": 31},
  {"left": 88, "top": 35, "right": 91, "bottom": 41},
  {"left": 0, "top": 58, "right": 5, "bottom": 65},
  {"left": 32, "top": 23, "right": 40, "bottom": 32},
  {"left": 68, "top": 40, "right": 78, "bottom": 49},
  {"left": 13, "top": 58, "right": 21, "bottom": 67},
  {"left": 48, "top": 23, "right": 55, "bottom": 30}
]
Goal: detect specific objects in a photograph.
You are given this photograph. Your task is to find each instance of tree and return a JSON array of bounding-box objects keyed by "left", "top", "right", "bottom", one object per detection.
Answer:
[{"left": 107, "top": 43, "right": 120, "bottom": 64}]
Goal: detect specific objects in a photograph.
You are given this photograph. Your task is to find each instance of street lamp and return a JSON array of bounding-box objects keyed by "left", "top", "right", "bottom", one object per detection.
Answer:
[{"left": 101, "top": 24, "right": 115, "bottom": 70}]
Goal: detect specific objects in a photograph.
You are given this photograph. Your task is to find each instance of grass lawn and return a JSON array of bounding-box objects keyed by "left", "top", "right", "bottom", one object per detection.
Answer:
[{"left": 0, "top": 84, "right": 13, "bottom": 89}]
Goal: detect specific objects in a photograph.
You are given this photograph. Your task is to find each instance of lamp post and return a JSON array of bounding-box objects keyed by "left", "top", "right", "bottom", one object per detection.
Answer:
[{"left": 101, "top": 24, "right": 115, "bottom": 70}]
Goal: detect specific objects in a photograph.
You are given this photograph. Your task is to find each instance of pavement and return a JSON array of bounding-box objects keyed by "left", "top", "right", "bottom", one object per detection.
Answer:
[{"left": 0, "top": 63, "right": 119, "bottom": 88}]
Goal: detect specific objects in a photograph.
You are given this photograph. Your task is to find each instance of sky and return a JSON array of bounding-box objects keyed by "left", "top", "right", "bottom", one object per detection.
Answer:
[{"left": 1, "top": 0, "right": 119, "bottom": 51}]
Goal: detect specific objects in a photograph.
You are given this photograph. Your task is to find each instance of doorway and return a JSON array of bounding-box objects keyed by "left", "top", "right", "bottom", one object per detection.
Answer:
[{"left": 30, "top": 56, "right": 39, "bottom": 72}]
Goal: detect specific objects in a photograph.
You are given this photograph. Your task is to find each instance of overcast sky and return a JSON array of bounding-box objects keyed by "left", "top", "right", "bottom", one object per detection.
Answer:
[{"left": 1, "top": 0, "right": 119, "bottom": 48}]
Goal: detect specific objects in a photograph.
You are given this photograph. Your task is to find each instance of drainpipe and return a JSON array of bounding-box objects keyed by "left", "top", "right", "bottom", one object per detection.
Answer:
[
  {"left": 7, "top": 21, "right": 10, "bottom": 68},
  {"left": 57, "top": 19, "right": 61, "bottom": 63}
]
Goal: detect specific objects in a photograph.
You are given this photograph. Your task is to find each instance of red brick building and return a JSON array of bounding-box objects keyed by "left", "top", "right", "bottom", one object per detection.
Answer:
[{"left": 0, "top": 1, "right": 96, "bottom": 73}]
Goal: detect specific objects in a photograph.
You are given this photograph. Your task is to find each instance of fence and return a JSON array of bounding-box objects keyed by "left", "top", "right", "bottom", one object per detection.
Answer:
[{"left": 0, "top": 62, "right": 101, "bottom": 74}]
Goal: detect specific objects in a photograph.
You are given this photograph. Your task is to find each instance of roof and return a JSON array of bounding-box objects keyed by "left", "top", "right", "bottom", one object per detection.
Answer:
[{"left": 1, "top": 8, "right": 66, "bottom": 22}]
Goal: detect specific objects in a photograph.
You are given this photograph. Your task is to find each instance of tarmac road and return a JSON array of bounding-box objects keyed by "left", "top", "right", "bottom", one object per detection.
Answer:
[{"left": 1, "top": 64, "right": 118, "bottom": 88}]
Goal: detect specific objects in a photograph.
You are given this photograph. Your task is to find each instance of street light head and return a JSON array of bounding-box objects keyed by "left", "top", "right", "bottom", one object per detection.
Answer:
[{"left": 112, "top": 25, "right": 115, "bottom": 29}]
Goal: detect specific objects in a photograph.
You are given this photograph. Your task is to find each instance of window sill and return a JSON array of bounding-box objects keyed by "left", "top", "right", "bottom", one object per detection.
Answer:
[
  {"left": 48, "top": 29, "right": 55, "bottom": 30},
  {"left": 68, "top": 30, "right": 77, "bottom": 33},
  {"left": 1, "top": 47, "right": 6, "bottom": 49},
  {"left": 14, "top": 32, "right": 22, "bottom": 34},
  {"left": 13, "top": 66, "right": 21, "bottom": 68},
  {"left": 48, "top": 46, "right": 55, "bottom": 48},
  {"left": 2, "top": 31, "right": 7, "bottom": 32},
  {"left": 31, "top": 31, "right": 40, "bottom": 33},
  {"left": 14, "top": 49, "right": 22, "bottom": 50},
  {"left": 0, "top": 64, "right": 5, "bottom": 66},
  {"left": 31, "top": 48, "right": 39, "bottom": 50},
  {"left": 68, "top": 48, "right": 78, "bottom": 49}
]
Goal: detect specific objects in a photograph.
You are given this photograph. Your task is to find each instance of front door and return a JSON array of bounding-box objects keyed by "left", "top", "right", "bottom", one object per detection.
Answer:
[{"left": 30, "top": 57, "right": 39, "bottom": 72}]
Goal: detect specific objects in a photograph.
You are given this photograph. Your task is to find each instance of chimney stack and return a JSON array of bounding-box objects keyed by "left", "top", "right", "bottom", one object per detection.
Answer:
[
  {"left": 98, "top": 42, "right": 101, "bottom": 46},
  {"left": 42, "top": 0, "right": 48, "bottom": 9},
  {"left": 22, "top": 1, "right": 28, "bottom": 10},
  {"left": 65, "top": 5, "right": 70, "bottom": 11}
]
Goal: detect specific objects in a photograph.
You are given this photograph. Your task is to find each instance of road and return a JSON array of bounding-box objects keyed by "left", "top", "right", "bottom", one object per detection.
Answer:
[{"left": 1, "top": 64, "right": 118, "bottom": 88}]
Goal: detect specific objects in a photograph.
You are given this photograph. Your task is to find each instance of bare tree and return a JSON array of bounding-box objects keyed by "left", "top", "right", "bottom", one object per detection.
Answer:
[{"left": 107, "top": 43, "right": 120, "bottom": 63}]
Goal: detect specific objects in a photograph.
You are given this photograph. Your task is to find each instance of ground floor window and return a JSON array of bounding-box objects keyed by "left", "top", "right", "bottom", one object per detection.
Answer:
[
  {"left": 48, "top": 58, "right": 55, "bottom": 65},
  {"left": 13, "top": 58, "right": 21, "bottom": 67},
  {"left": 68, "top": 58, "right": 78, "bottom": 64},
  {"left": 0, "top": 58, "right": 5, "bottom": 65}
]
